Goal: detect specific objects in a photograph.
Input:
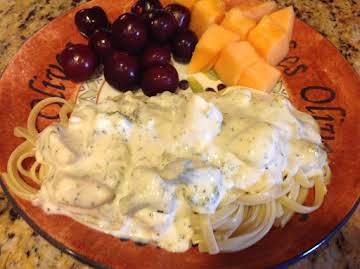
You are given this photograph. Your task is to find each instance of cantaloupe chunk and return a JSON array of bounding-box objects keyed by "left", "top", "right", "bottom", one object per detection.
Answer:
[
  {"left": 223, "top": 0, "right": 261, "bottom": 9},
  {"left": 188, "top": 24, "right": 239, "bottom": 73},
  {"left": 238, "top": 59, "right": 280, "bottom": 92},
  {"left": 224, "top": 1, "right": 277, "bottom": 21},
  {"left": 190, "top": 0, "right": 226, "bottom": 37},
  {"left": 269, "top": 6, "right": 295, "bottom": 40},
  {"left": 221, "top": 7, "right": 257, "bottom": 40},
  {"left": 248, "top": 15, "right": 289, "bottom": 66},
  {"left": 214, "top": 41, "right": 261, "bottom": 86},
  {"left": 174, "top": 0, "right": 197, "bottom": 9}
]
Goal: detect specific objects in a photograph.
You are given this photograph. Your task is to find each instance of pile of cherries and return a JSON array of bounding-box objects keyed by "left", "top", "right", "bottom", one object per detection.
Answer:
[{"left": 58, "top": 0, "right": 198, "bottom": 96}]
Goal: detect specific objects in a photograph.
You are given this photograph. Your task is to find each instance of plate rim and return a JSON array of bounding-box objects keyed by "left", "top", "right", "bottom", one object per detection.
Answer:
[
  {"left": 0, "top": 178, "right": 358, "bottom": 269},
  {"left": 0, "top": 1, "right": 359, "bottom": 268}
]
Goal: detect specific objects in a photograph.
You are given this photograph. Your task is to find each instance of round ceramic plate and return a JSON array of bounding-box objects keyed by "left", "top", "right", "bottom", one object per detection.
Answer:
[{"left": 0, "top": 0, "right": 359, "bottom": 268}]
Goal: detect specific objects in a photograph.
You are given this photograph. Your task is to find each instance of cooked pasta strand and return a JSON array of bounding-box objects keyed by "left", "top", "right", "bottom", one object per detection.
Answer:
[{"left": 1, "top": 96, "right": 331, "bottom": 255}]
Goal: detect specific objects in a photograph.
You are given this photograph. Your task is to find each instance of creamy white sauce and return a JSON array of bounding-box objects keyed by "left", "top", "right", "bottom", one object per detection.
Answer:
[{"left": 33, "top": 87, "right": 327, "bottom": 252}]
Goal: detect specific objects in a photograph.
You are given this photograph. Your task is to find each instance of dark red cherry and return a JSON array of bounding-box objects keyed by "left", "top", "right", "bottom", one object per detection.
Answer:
[
  {"left": 141, "top": 45, "right": 171, "bottom": 69},
  {"left": 131, "top": 0, "right": 163, "bottom": 16},
  {"left": 104, "top": 51, "right": 140, "bottom": 90},
  {"left": 88, "top": 29, "right": 113, "bottom": 61},
  {"left": 149, "top": 10, "right": 178, "bottom": 43},
  {"left": 165, "top": 4, "right": 191, "bottom": 31},
  {"left": 58, "top": 44, "right": 97, "bottom": 82},
  {"left": 141, "top": 10, "right": 158, "bottom": 25},
  {"left": 171, "top": 30, "right": 198, "bottom": 63},
  {"left": 75, "top": 6, "right": 110, "bottom": 37},
  {"left": 141, "top": 64, "right": 179, "bottom": 96},
  {"left": 118, "top": 12, "right": 136, "bottom": 22},
  {"left": 112, "top": 13, "right": 149, "bottom": 54}
]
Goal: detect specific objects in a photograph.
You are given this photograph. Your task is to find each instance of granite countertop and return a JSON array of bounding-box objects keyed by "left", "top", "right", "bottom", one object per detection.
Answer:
[{"left": 0, "top": 0, "right": 359, "bottom": 268}]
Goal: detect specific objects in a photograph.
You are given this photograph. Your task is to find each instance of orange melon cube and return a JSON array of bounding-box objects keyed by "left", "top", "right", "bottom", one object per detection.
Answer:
[
  {"left": 174, "top": 0, "right": 198, "bottom": 9},
  {"left": 221, "top": 7, "right": 257, "bottom": 39},
  {"left": 270, "top": 6, "right": 295, "bottom": 40},
  {"left": 223, "top": 0, "right": 261, "bottom": 9},
  {"left": 238, "top": 59, "right": 280, "bottom": 92},
  {"left": 248, "top": 15, "right": 289, "bottom": 66},
  {"left": 188, "top": 24, "right": 239, "bottom": 73},
  {"left": 190, "top": 0, "right": 226, "bottom": 37},
  {"left": 214, "top": 41, "right": 261, "bottom": 86},
  {"left": 224, "top": 1, "right": 277, "bottom": 21}
]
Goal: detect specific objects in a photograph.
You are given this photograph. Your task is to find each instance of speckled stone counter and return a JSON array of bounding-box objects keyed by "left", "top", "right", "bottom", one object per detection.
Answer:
[{"left": 0, "top": 0, "right": 359, "bottom": 268}]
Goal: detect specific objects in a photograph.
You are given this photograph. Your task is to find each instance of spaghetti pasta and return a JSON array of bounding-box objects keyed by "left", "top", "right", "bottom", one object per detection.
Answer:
[
  {"left": 2, "top": 97, "right": 74, "bottom": 200},
  {"left": 1, "top": 90, "right": 331, "bottom": 254}
]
